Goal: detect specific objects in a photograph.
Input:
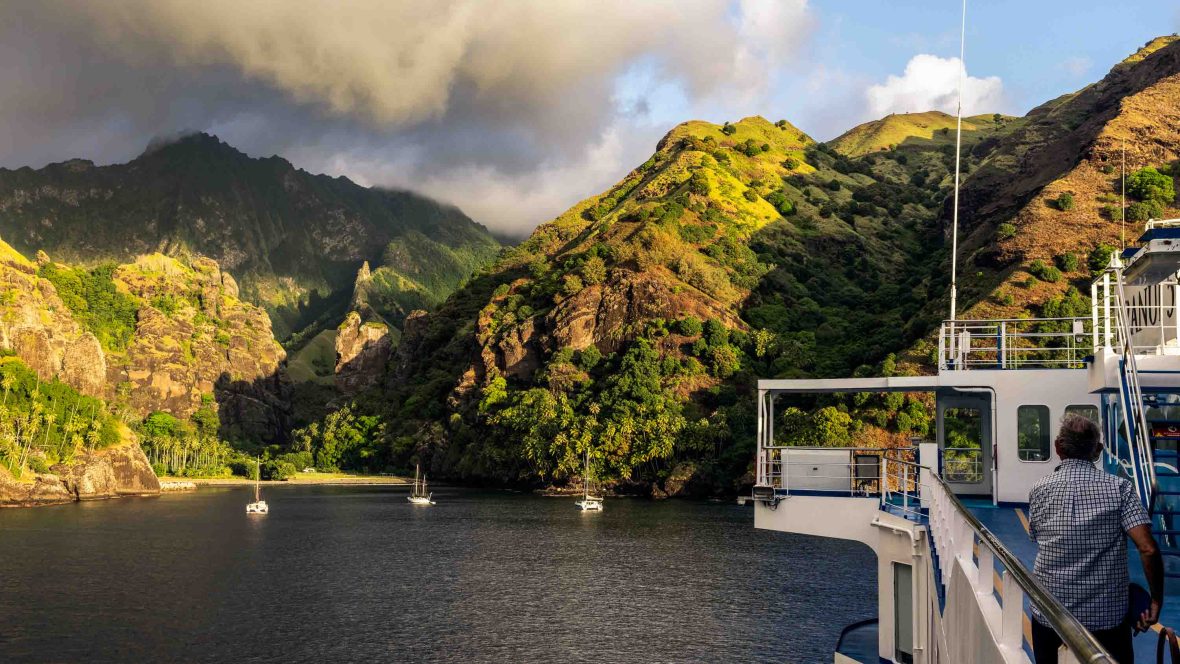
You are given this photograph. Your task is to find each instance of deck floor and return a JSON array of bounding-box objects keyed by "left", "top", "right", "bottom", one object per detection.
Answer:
[{"left": 967, "top": 500, "right": 1175, "bottom": 664}]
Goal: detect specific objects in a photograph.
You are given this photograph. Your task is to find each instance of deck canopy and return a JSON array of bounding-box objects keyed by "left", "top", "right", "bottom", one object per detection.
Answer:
[{"left": 758, "top": 376, "right": 947, "bottom": 394}]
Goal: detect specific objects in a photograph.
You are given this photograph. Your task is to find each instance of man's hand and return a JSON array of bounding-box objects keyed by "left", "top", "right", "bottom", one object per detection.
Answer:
[
  {"left": 1128, "top": 524, "right": 1164, "bottom": 633},
  {"left": 1138, "top": 600, "right": 1162, "bottom": 632}
]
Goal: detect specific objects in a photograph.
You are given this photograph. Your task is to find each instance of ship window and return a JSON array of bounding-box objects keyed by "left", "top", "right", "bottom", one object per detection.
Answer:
[
  {"left": 943, "top": 407, "right": 983, "bottom": 483},
  {"left": 1065, "top": 405, "right": 1099, "bottom": 426},
  {"left": 1018, "top": 405, "right": 1052, "bottom": 462}
]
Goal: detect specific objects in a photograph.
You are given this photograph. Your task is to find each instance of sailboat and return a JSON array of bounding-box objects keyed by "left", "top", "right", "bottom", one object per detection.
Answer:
[
  {"left": 246, "top": 458, "right": 268, "bottom": 514},
  {"left": 407, "top": 464, "right": 435, "bottom": 505},
  {"left": 574, "top": 449, "right": 603, "bottom": 511}
]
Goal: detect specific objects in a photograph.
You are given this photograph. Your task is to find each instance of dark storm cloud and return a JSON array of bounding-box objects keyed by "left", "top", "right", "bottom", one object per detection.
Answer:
[{"left": 0, "top": 0, "right": 813, "bottom": 236}]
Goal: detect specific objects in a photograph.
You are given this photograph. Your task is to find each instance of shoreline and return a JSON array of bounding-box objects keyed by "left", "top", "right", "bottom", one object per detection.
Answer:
[{"left": 160, "top": 474, "right": 413, "bottom": 486}]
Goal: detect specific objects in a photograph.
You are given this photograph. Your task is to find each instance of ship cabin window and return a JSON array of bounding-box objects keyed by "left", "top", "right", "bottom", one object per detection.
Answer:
[
  {"left": 1018, "top": 405, "right": 1052, "bottom": 462},
  {"left": 943, "top": 407, "right": 983, "bottom": 483},
  {"left": 1065, "top": 404, "right": 1099, "bottom": 425}
]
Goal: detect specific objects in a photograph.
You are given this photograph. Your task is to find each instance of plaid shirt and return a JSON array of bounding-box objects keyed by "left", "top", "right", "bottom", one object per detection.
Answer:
[{"left": 1028, "top": 458, "right": 1151, "bottom": 630}]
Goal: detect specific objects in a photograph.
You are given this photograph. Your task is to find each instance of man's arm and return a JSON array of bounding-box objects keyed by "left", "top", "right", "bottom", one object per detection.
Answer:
[{"left": 1128, "top": 524, "right": 1164, "bottom": 630}]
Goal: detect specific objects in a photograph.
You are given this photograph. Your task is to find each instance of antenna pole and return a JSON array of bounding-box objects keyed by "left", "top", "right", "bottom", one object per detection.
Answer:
[{"left": 949, "top": 0, "right": 967, "bottom": 321}]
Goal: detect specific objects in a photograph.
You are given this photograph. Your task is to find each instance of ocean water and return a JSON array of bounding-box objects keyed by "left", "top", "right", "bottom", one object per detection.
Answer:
[{"left": 0, "top": 486, "right": 876, "bottom": 663}]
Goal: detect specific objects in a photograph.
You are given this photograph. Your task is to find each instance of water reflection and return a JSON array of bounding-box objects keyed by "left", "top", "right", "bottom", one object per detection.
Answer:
[{"left": 0, "top": 486, "right": 875, "bottom": 663}]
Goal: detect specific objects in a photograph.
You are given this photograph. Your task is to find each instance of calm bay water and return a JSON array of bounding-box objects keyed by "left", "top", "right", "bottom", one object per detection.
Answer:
[{"left": 0, "top": 486, "right": 875, "bottom": 663}]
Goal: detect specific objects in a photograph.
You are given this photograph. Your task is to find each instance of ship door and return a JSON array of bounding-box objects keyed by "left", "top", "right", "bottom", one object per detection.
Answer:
[{"left": 937, "top": 393, "right": 994, "bottom": 497}]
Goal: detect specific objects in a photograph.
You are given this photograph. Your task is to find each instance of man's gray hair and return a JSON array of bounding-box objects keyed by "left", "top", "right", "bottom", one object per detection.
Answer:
[{"left": 1056, "top": 413, "right": 1101, "bottom": 460}]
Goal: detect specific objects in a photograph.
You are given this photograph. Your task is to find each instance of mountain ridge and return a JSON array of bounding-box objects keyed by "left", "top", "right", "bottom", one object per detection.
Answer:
[
  {"left": 302, "top": 35, "right": 1180, "bottom": 494},
  {"left": 0, "top": 132, "right": 502, "bottom": 339}
]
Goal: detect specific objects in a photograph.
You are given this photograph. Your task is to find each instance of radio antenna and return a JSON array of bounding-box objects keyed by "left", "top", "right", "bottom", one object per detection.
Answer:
[{"left": 949, "top": 0, "right": 967, "bottom": 321}]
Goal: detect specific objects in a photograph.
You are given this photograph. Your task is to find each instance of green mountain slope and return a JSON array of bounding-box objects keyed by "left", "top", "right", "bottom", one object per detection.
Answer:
[
  {"left": 0, "top": 134, "right": 501, "bottom": 338},
  {"left": 294, "top": 112, "right": 1006, "bottom": 492},
  {"left": 829, "top": 111, "right": 1018, "bottom": 157}
]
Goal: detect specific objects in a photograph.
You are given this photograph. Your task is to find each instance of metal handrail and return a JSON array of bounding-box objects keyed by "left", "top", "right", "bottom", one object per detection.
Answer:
[{"left": 931, "top": 473, "right": 1114, "bottom": 663}]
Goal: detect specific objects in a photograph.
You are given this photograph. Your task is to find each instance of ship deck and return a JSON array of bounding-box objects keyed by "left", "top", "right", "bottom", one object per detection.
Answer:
[{"left": 966, "top": 499, "right": 1177, "bottom": 663}]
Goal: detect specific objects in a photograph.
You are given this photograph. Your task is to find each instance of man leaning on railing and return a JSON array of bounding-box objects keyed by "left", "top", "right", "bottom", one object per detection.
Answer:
[{"left": 1027, "top": 414, "right": 1164, "bottom": 663}]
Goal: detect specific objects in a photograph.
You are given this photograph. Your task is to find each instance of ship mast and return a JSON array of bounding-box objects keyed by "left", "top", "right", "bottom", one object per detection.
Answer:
[{"left": 948, "top": 0, "right": 967, "bottom": 322}]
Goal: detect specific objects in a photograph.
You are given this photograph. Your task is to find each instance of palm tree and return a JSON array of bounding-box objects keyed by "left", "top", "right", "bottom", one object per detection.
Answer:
[{"left": 1, "top": 374, "right": 14, "bottom": 407}]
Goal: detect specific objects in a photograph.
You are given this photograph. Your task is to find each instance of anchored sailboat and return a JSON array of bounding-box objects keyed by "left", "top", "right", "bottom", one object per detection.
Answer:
[
  {"left": 245, "top": 458, "right": 268, "bottom": 514},
  {"left": 407, "top": 464, "right": 435, "bottom": 505},
  {"left": 574, "top": 449, "right": 603, "bottom": 511}
]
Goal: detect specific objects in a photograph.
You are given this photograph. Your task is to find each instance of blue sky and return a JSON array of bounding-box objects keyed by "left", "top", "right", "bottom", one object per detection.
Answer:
[
  {"left": 1, "top": 1, "right": 1177, "bottom": 235},
  {"left": 666, "top": 0, "right": 1180, "bottom": 141}
]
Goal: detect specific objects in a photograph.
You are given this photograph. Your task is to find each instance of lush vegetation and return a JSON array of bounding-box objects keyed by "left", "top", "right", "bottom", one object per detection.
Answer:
[
  {"left": 37, "top": 262, "right": 140, "bottom": 353},
  {"left": 137, "top": 398, "right": 234, "bottom": 477},
  {"left": 0, "top": 356, "right": 121, "bottom": 478},
  {"left": 271, "top": 115, "right": 1000, "bottom": 494}
]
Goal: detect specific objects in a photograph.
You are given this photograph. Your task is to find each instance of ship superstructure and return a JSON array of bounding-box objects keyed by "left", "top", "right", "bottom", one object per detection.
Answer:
[{"left": 754, "top": 219, "right": 1180, "bottom": 663}]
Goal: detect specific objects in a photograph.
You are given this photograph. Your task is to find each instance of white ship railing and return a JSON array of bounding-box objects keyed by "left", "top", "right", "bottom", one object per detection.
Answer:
[
  {"left": 756, "top": 446, "right": 920, "bottom": 517},
  {"left": 927, "top": 473, "right": 1114, "bottom": 663},
  {"left": 937, "top": 269, "right": 1180, "bottom": 370},
  {"left": 938, "top": 318, "right": 1091, "bottom": 370},
  {"left": 1092, "top": 272, "right": 1180, "bottom": 356},
  {"left": 756, "top": 446, "right": 1114, "bottom": 662}
]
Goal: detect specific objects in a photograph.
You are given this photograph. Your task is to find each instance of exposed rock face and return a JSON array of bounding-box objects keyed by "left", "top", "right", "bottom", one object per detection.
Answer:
[
  {"left": 0, "top": 247, "right": 106, "bottom": 396},
  {"left": 0, "top": 471, "right": 74, "bottom": 507},
  {"left": 464, "top": 269, "right": 741, "bottom": 384},
  {"left": 546, "top": 270, "right": 739, "bottom": 354},
  {"left": 109, "top": 254, "right": 290, "bottom": 442},
  {"left": 93, "top": 440, "right": 160, "bottom": 496},
  {"left": 0, "top": 442, "right": 160, "bottom": 507},
  {"left": 335, "top": 310, "right": 393, "bottom": 394}
]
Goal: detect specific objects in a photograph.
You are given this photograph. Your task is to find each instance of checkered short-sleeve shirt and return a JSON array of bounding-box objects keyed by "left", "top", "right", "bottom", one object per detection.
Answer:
[{"left": 1028, "top": 458, "right": 1151, "bottom": 630}]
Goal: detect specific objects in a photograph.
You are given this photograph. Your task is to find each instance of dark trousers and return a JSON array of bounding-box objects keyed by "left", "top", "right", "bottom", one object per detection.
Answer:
[{"left": 1031, "top": 618, "right": 1134, "bottom": 663}]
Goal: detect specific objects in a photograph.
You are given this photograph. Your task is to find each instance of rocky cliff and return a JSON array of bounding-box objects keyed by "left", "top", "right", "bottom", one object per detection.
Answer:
[
  {"left": 109, "top": 254, "right": 289, "bottom": 441},
  {"left": 0, "top": 242, "right": 106, "bottom": 395},
  {"left": 0, "top": 440, "right": 160, "bottom": 507},
  {"left": 335, "top": 310, "right": 393, "bottom": 394}
]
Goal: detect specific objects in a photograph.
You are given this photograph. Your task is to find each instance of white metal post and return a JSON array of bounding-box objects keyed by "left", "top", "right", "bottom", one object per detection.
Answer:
[
  {"left": 1103, "top": 272, "right": 1112, "bottom": 348},
  {"left": 976, "top": 545, "right": 994, "bottom": 595},
  {"left": 1091, "top": 281, "right": 1099, "bottom": 352},
  {"left": 755, "top": 389, "right": 763, "bottom": 484},
  {"left": 999, "top": 571, "right": 1024, "bottom": 654}
]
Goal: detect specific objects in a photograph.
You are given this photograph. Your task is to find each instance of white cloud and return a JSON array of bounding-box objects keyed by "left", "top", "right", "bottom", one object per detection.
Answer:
[
  {"left": 865, "top": 54, "right": 1004, "bottom": 117},
  {"left": 1060, "top": 56, "right": 1091, "bottom": 77},
  {"left": 304, "top": 122, "right": 649, "bottom": 238}
]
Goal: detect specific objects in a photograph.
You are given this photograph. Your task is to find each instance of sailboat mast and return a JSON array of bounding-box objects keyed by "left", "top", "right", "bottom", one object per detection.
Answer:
[{"left": 584, "top": 448, "right": 590, "bottom": 499}]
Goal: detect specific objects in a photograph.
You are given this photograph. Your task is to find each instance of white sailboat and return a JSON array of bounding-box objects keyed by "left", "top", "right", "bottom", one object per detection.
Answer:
[
  {"left": 574, "top": 449, "right": 603, "bottom": 511},
  {"left": 246, "top": 458, "right": 268, "bottom": 514},
  {"left": 407, "top": 464, "right": 435, "bottom": 505}
]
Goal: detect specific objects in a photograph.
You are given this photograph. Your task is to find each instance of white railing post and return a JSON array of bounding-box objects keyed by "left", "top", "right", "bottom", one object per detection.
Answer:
[
  {"left": 939, "top": 323, "right": 947, "bottom": 369},
  {"left": 902, "top": 463, "right": 909, "bottom": 511},
  {"left": 1091, "top": 281, "right": 1099, "bottom": 352},
  {"left": 755, "top": 390, "right": 764, "bottom": 485},
  {"left": 976, "top": 544, "right": 994, "bottom": 593},
  {"left": 1103, "top": 272, "right": 1112, "bottom": 349},
  {"left": 1000, "top": 570, "right": 1024, "bottom": 653},
  {"left": 999, "top": 321, "right": 1007, "bottom": 368}
]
